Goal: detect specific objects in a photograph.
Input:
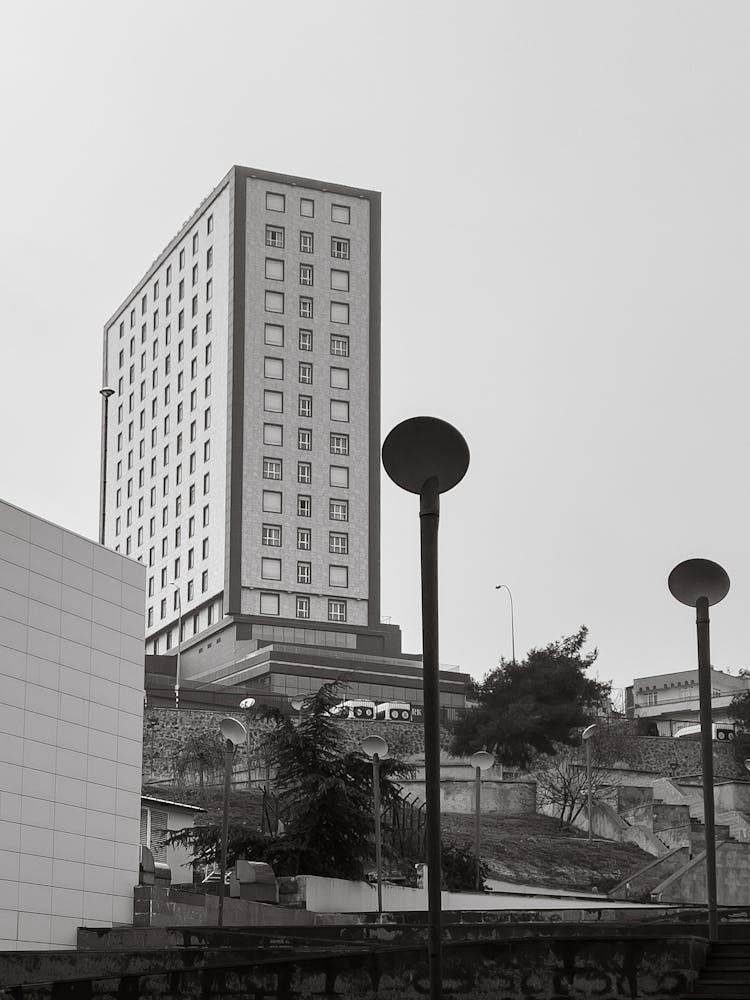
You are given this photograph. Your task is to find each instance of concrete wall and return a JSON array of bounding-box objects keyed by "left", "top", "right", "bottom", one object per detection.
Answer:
[
  {"left": 133, "top": 884, "right": 347, "bottom": 927},
  {"left": 0, "top": 500, "right": 146, "bottom": 949},
  {"left": 654, "top": 841, "right": 750, "bottom": 906},
  {"left": 399, "top": 778, "right": 535, "bottom": 815}
]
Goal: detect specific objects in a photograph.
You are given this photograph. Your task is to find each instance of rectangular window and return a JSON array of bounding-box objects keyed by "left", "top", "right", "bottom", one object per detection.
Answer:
[
  {"left": 330, "top": 334, "right": 350, "bottom": 357},
  {"left": 204, "top": 407, "right": 211, "bottom": 429},
  {"left": 261, "top": 557, "right": 282, "bottom": 581},
  {"left": 260, "top": 592, "right": 280, "bottom": 615},
  {"left": 204, "top": 375, "right": 211, "bottom": 397},
  {"left": 297, "top": 561, "right": 311, "bottom": 585},
  {"left": 166, "top": 264, "right": 172, "bottom": 285},
  {"left": 297, "top": 527, "right": 311, "bottom": 550},
  {"left": 299, "top": 362, "right": 313, "bottom": 384},
  {"left": 330, "top": 465, "right": 349, "bottom": 488},
  {"left": 265, "top": 290, "right": 284, "bottom": 314},
  {"left": 187, "top": 580, "right": 194, "bottom": 601},
  {"left": 299, "top": 297, "right": 313, "bottom": 319},
  {"left": 330, "top": 367, "right": 350, "bottom": 390},
  {"left": 298, "top": 428, "right": 312, "bottom": 450},
  {"left": 328, "top": 599, "right": 347, "bottom": 622},
  {"left": 330, "top": 400, "right": 349, "bottom": 422},
  {"left": 205, "top": 343, "right": 212, "bottom": 364},
  {"left": 262, "top": 490, "right": 283, "bottom": 513},
  {"left": 297, "top": 461, "right": 311, "bottom": 485},
  {"left": 265, "top": 258, "right": 284, "bottom": 280},
  {"left": 298, "top": 395, "right": 312, "bottom": 418},
  {"left": 329, "top": 565, "right": 349, "bottom": 588},
  {"left": 263, "top": 457, "right": 283, "bottom": 480},
  {"left": 206, "top": 311, "right": 212, "bottom": 333},
  {"left": 201, "top": 538, "right": 209, "bottom": 559},
  {"left": 297, "top": 495, "right": 311, "bottom": 517},
  {"left": 264, "top": 356, "right": 284, "bottom": 379},
  {"left": 263, "top": 423, "right": 283, "bottom": 446},
  {"left": 266, "top": 191, "right": 285, "bottom": 212},
  {"left": 262, "top": 524, "right": 282, "bottom": 546},
  {"left": 207, "top": 214, "right": 213, "bottom": 234},
  {"left": 330, "top": 499, "right": 349, "bottom": 521},
  {"left": 300, "top": 231, "right": 313, "bottom": 253},
  {"left": 206, "top": 247, "right": 213, "bottom": 269},
  {"left": 331, "top": 204, "right": 351, "bottom": 224},
  {"left": 329, "top": 532, "right": 349, "bottom": 555},
  {"left": 179, "top": 279, "right": 185, "bottom": 301},
  {"left": 206, "top": 278, "right": 212, "bottom": 301},
  {"left": 296, "top": 595, "right": 310, "bottom": 619},
  {"left": 265, "top": 225, "right": 285, "bottom": 248},
  {"left": 202, "top": 505, "right": 209, "bottom": 527},
  {"left": 330, "top": 269, "right": 350, "bottom": 291},
  {"left": 191, "top": 294, "right": 198, "bottom": 317},
  {"left": 330, "top": 301, "right": 349, "bottom": 324},
  {"left": 201, "top": 569, "right": 208, "bottom": 592},
  {"left": 299, "top": 329, "right": 313, "bottom": 351},
  {"left": 192, "top": 263, "right": 199, "bottom": 286},
  {"left": 203, "top": 472, "right": 210, "bottom": 494},
  {"left": 331, "top": 237, "right": 350, "bottom": 260},
  {"left": 264, "top": 390, "right": 284, "bottom": 413},
  {"left": 264, "top": 323, "right": 284, "bottom": 347},
  {"left": 300, "top": 198, "right": 314, "bottom": 218},
  {"left": 192, "top": 232, "right": 199, "bottom": 254},
  {"left": 330, "top": 433, "right": 349, "bottom": 455},
  {"left": 299, "top": 264, "right": 313, "bottom": 286}
]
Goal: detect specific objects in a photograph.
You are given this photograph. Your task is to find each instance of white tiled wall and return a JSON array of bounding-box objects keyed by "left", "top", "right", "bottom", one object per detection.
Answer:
[{"left": 0, "top": 500, "right": 146, "bottom": 950}]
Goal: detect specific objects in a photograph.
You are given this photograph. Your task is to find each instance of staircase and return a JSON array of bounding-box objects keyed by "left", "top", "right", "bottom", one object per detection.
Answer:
[{"left": 683, "top": 939, "right": 750, "bottom": 999}]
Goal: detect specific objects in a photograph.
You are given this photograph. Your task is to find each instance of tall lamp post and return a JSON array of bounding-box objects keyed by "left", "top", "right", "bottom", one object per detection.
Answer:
[
  {"left": 382, "top": 416, "right": 470, "bottom": 1000},
  {"left": 217, "top": 716, "right": 247, "bottom": 928},
  {"left": 494, "top": 584, "right": 516, "bottom": 665},
  {"left": 98, "top": 387, "right": 115, "bottom": 545},
  {"left": 469, "top": 751, "right": 493, "bottom": 890},
  {"left": 362, "top": 734, "right": 389, "bottom": 915},
  {"left": 668, "top": 558, "right": 730, "bottom": 942},
  {"left": 174, "top": 586, "right": 183, "bottom": 712},
  {"left": 581, "top": 724, "right": 597, "bottom": 842}
]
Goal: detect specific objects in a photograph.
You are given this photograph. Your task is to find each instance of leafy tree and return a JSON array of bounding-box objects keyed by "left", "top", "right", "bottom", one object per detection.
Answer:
[
  {"left": 450, "top": 627, "right": 610, "bottom": 768},
  {"left": 440, "top": 842, "right": 489, "bottom": 892},
  {"left": 172, "top": 729, "right": 226, "bottom": 794}
]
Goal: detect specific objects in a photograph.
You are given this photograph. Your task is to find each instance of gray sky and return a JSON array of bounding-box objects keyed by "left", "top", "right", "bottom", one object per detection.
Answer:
[{"left": 2, "top": 1, "right": 750, "bottom": 695}]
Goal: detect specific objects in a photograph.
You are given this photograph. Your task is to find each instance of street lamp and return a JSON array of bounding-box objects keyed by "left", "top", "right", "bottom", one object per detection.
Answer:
[
  {"left": 98, "top": 387, "right": 115, "bottom": 546},
  {"left": 382, "top": 415, "right": 470, "bottom": 1000},
  {"left": 362, "top": 735, "right": 389, "bottom": 915},
  {"left": 174, "top": 587, "right": 182, "bottom": 713},
  {"left": 494, "top": 585, "right": 516, "bottom": 665},
  {"left": 581, "top": 724, "right": 597, "bottom": 842},
  {"left": 217, "top": 716, "right": 247, "bottom": 928},
  {"left": 469, "top": 751, "right": 493, "bottom": 890},
  {"left": 668, "top": 557, "right": 730, "bottom": 942}
]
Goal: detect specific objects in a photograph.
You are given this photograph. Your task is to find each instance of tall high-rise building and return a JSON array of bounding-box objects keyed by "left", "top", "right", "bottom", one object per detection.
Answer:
[{"left": 100, "top": 166, "right": 382, "bottom": 655}]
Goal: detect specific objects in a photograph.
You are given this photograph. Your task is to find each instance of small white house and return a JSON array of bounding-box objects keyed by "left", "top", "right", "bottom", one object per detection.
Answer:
[{"left": 140, "top": 796, "right": 205, "bottom": 883}]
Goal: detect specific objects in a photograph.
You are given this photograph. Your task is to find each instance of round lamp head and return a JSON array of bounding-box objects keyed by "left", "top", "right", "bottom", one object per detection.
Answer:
[
  {"left": 668, "top": 559, "right": 730, "bottom": 607},
  {"left": 239, "top": 697, "right": 256, "bottom": 710},
  {"left": 470, "top": 750, "right": 494, "bottom": 771},
  {"left": 582, "top": 724, "right": 597, "bottom": 742},
  {"left": 219, "top": 717, "right": 247, "bottom": 747},
  {"left": 744, "top": 758, "right": 750, "bottom": 774},
  {"left": 362, "top": 735, "right": 389, "bottom": 759},
  {"left": 100, "top": 386, "right": 115, "bottom": 398},
  {"left": 382, "top": 417, "right": 469, "bottom": 495},
  {"left": 290, "top": 697, "right": 306, "bottom": 712}
]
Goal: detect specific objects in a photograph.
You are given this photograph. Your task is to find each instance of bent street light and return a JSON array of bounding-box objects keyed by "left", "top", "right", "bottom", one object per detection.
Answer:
[
  {"left": 668, "top": 558, "right": 730, "bottom": 942},
  {"left": 581, "top": 724, "right": 597, "bottom": 843},
  {"left": 382, "top": 416, "right": 470, "bottom": 1000},
  {"left": 362, "top": 734, "right": 389, "bottom": 915},
  {"left": 217, "top": 716, "right": 247, "bottom": 928}
]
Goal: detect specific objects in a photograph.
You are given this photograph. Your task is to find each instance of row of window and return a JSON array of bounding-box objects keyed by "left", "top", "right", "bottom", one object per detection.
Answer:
[
  {"left": 262, "top": 525, "right": 348, "bottom": 553},
  {"left": 265, "top": 259, "right": 350, "bottom": 291},
  {"left": 264, "top": 291, "right": 349, "bottom": 324},
  {"left": 262, "top": 459, "right": 349, "bottom": 489},
  {"left": 262, "top": 425, "right": 350, "bottom": 454},
  {"left": 259, "top": 592, "right": 348, "bottom": 622},
  {"left": 265, "top": 191, "right": 351, "bottom": 224},
  {"left": 260, "top": 493, "right": 348, "bottom": 520},
  {"left": 260, "top": 558, "right": 349, "bottom": 588},
  {"left": 147, "top": 571, "right": 210, "bottom": 625},
  {"left": 265, "top": 226, "right": 350, "bottom": 260},
  {"left": 263, "top": 395, "right": 350, "bottom": 422},
  {"left": 264, "top": 325, "right": 349, "bottom": 356},
  {"left": 263, "top": 357, "right": 349, "bottom": 387}
]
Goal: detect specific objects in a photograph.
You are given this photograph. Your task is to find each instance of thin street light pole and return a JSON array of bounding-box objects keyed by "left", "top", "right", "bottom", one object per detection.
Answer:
[
  {"left": 495, "top": 584, "right": 516, "bottom": 664},
  {"left": 696, "top": 596, "right": 719, "bottom": 941},
  {"left": 373, "top": 751, "right": 383, "bottom": 914},
  {"left": 218, "top": 737, "right": 232, "bottom": 928},
  {"left": 98, "top": 387, "right": 115, "bottom": 545},
  {"left": 174, "top": 587, "right": 182, "bottom": 713},
  {"left": 586, "top": 739, "right": 593, "bottom": 842}
]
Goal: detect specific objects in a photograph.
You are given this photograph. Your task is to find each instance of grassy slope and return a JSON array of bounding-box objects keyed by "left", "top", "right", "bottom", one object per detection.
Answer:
[{"left": 441, "top": 813, "right": 651, "bottom": 894}]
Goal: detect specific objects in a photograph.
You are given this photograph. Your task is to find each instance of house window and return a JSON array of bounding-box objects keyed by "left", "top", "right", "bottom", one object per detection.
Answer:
[
  {"left": 262, "top": 524, "right": 282, "bottom": 546},
  {"left": 261, "top": 557, "right": 281, "bottom": 581},
  {"left": 264, "top": 390, "right": 284, "bottom": 413},
  {"left": 207, "top": 214, "right": 213, "bottom": 234},
  {"left": 300, "top": 231, "right": 314, "bottom": 253},
  {"left": 263, "top": 458, "right": 283, "bottom": 480},
  {"left": 329, "top": 532, "right": 348, "bottom": 554},
  {"left": 328, "top": 599, "right": 347, "bottom": 622},
  {"left": 330, "top": 335, "right": 349, "bottom": 357},
  {"left": 265, "top": 323, "right": 284, "bottom": 347},
  {"left": 299, "top": 297, "right": 313, "bottom": 319},
  {"left": 329, "top": 565, "right": 349, "bottom": 588},
  {"left": 296, "top": 595, "right": 311, "bottom": 619},
  {"left": 263, "top": 423, "right": 283, "bottom": 446},
  {"left": 330, "top": 367, "right": 350, "bottom": 390},
  {"left": 266, "top": 192, "right": 285, "bottom": 212},
  {"left": 265, "top": 258, "right": 284, "bottom": 281},
  {"left": 297, "top": 461, "right": 311, "bottom": 485},
  {"left": 330, "top": 433, "right": 349, "bottom": 455},
  {"left": 298, "top": 428, "right": 312, "bottom": 450},
  {"left": 264, "top": 356, "right": 284, "bottom": 379},
  {"left": 331, "top": 237, "right": 350, "bottom": 260},
  {"left": 265, "top": 291, "right": 284, "bottom": 314},
  {"left": 330, "top": 269, "right": 350, "bottom": 291},
  {"left": 330, "top": 302, "right": 349, "bottom": 324},
  {"left": 297, "top": 528, "right": 311, "bottom": 550},
  {"left": 299, "top": 264, "right": 313, "bottom": 286},
  {"left": 331, "top": 204, "right": 350, "bottom": 224},
  {"left": 265, "top": 225, "right": 285, "bottom": 248},
  {"left": 330, "top": 400, "right": 349, "bottom": 422},
  {"left": 300, "top": 198, "right": 314, "bottom": 218},
  {"left": 262, "top": 490, "right": 283, "bottom": 513},
  {"left": 192, "top": 232, "right": 199, "bottom": 254},
  {"left": 207, "top": 247, "right": 213, "bottom": 269},
  {"left": 297, "top": 561, "right": 311, "bottom": 585},
  {"left": 201, "top": 570, "right": 208, "bottom": 592},
  {"left": 298, "top": 395, "right": 312, "bottom": 418},
  {"left": 330, "top": 499, "right": 349, "bottom": 521},
  {"left": 299, "top": 329, "right": 313, "bottom": 351},
  {"left": 330, "top": 466, "right": 349, "bottom": 489},
  {"left": 260, "top": 592, "right": 280, "bottom": 615},
  {"left": 298, "top": 495, "right": 311, "bottom": 517},
  {"left": 299, "top": 362, "right": 313, "bottom": 384}
]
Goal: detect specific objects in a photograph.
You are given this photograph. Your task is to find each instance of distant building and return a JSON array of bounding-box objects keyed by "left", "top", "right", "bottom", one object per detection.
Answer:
[{"left": 627, "top": 667, "right": 750, "bottom": 735}]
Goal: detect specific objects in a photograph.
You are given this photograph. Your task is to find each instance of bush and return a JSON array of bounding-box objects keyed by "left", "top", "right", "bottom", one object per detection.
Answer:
[{"left": 441, "top": 841, "right": 489, "bottom": 892}]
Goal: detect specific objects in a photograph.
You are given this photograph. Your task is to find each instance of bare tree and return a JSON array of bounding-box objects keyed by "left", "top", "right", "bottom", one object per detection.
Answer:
[{"left": 533, "top": 742, "right": 613, "bottom": 828}]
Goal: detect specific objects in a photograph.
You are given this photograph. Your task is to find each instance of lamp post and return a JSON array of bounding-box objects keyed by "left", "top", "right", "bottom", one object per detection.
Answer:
[
  {"left": 362, "top": 735, "right": 389, "bottom": 915},
  {"left": 382, "top": 416, "right": 470, "bottom": 1000},
  {"left": 469, "top": 751, "right": 493, "bottom": 890},
  {"left": 668, "top": 558, "right": 730, "bottom": 942},
  {"left": 581, "top": 724, "right": 597, "bottom": 842},
  {"left": 98, "top": 387, "right": 115, "bottom": 545},
  {"left": 217, "top": 716, "right": 247, "bottom": 928},
  {"left": 174, "top": 587, "right": 182, "bottom": 713},
  {"left": 494, "top": 585, "right": 516, "bottom": 665}
]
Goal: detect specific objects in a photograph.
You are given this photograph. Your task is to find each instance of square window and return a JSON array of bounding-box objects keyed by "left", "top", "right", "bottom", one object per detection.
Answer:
[
  {"left": 264, "top": 390, "right": 284, "bottom": 413},
  {"left": 297, "top": 461, "right": 311, "bottom": 484},
  {"left": 299, "top": 297, "right": 313, "bottom": 319},
  {"left": 330, "top": 301, "right": 349, "bottom": 324},
  {"left": 329, "top": 565, "right": 349, "bottom": 588},
  {"left": 330, "top": 465, "right": 349, "bottom": 488},
  {"left": 330, "top": 499, "right": 349, "bottom": 521},
  {"left": 298, "top": 395, "right": 312, "bottom": 418},
  {"left": 299, "top": 329, "right": 313, "bottom": 351},
  {"left": 299, "top": 264, "right": 313, "bottom": 287},
  {"left": 299, "top": 362, "right": 313, "bottom": 384},
  {"left": 330, "top": 433, "right": 349, "bottom": 455},
  {"left": 261, "top": 557, "right": 282, "bottom": 581},
  {"left": 300, "top": 198, "right": 314, "bottom": 218},
  {"left": 266, "top": 225, "right": 285, "bottom": 248},
  {"left": 262, "top": 490, "right": 283, "bottom": 513},
  {"left": 330, "top": 269, "right": 350, "bottom": 291},
  {"left": 262, "top": 524, "right": 282, "bottom": 546},
  {"left": 330, "top": 335, "right": 349, "bottom": 357},
  {"left": 328, "top": 599, "right": 347, "bottom": 622},
  {"left": 296, "top": 595, "right": 311, "bottom": 618},
  {"left": 264, "top": 356, "right": 284, "bottom": 379},
  {"left": 330, "top": 400, "right": 349, "bottom": 422},
  {"left": 263, "top": 457, "right": 283, "bottom": 480},
  {"left": 331, "top": 204, "right": 351, "bottom": 224},
  {"left": 297, "top": 527, "right": 311, "bottom": 550},
  {"left": 265, "top": 290, "right": 284, "bottom": 314},
  {"left": 298, "top": 427, "right": 312, "bottom": 450},
  {"left": 300, "top": 231, "right": 314, "bottom": 253},
  {"left": 265, "top": 258, "right": 284, "bottom": 280},
  {"left": 330, "top": 367, "right": 349, "bottom": 390},
  {"left": 263, "top": 423, "right": 283, "bottom": 446},
  {"left": 331, "top": 237, "right": 350, "bottom": 260},
  {"left": 266, "top": 192, "right": 286, "bottom": 212},
  {"left": 260, "top": 592, "right": 280, "bottom": 615},
  {"left": 297, "top": 495, "right": 311, "bottom": 517},
  {"left": 297, "top": 561, "right": 311, "bottom": 585},
  {"left": 265, "top": 323, "right": 284, "bottom": 347},
  {"left": 329, "top": 531, "right": 349, "bottom": 555}
]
